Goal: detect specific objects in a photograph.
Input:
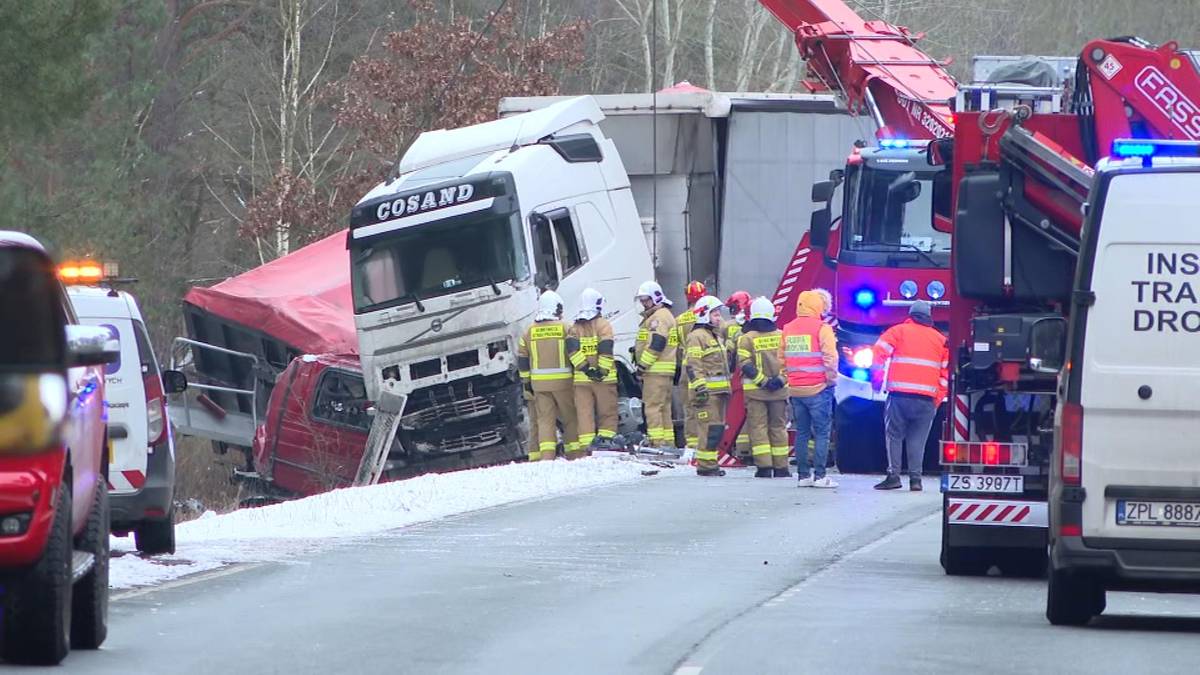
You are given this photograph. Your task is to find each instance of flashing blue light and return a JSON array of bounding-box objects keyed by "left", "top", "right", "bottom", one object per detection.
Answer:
[
  {"left": 851, "top": 368, "right": 870, "bottom": 382},
  {"left": 899, "top": 279, "right": 918, "bottom": 299},
  {"left": 879, "top": 138, "right": 910, "bottom": 149},
  {"left": 927, "top": 280, "right": 946, "bottom": 301},
  {"left": 853, "top": 288, "right": 878, "bottom": 310},
  {"left": 1111, "top": 139, "right": 1200, "bottom": 160}
]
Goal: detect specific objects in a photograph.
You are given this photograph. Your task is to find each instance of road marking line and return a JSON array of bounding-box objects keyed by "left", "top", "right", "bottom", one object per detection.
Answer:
[{"left": 111, "top": 563, "right": 263, "bottom": 601}]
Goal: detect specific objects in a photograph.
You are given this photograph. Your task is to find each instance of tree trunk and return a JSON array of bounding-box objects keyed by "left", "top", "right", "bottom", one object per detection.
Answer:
[{"left": 703, "top": 0, "right": 718, "bottom": 89}]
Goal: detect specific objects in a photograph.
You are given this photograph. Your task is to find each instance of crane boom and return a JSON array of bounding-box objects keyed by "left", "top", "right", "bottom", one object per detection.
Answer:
[{"left": 758, "top": 0, "right": 958, "bottom": 139}]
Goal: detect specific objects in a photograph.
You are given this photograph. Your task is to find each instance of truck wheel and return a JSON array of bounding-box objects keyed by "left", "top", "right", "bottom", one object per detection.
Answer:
[
  {"left": 998, "top": 548, "right": 1047, "bottom": 579},
  {"left": 71, "top": 479, "right": 109, "bottom": 649},
  {"left": 134, "top": 507, "right": 176, "bottom": 556},
  {"left": 1046, "top": 568, "right": 1100, "bottom": 626},
  {"left": 3, "top": 485, "right": 73, "bottom": 665},
  {"left": 940, "top": 516, "right": 989, "bottom": 576}
]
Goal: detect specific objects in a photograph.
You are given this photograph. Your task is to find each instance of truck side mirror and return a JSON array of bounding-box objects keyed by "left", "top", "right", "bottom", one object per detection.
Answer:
[
  {"left": 809, "top": 208, "right": 832, "bottom": 249},
  {"left": 811, "top": 180, "right": 835, "bottom": 203},
  {"left": 161, "top": 369, "right": 189, "bottom": 395},
  {"left": 1028, "top": 317, "right": 1067, "bottom": 373},
  {"left": 887, "top": 171, "right": 922, "bottom": 203}
]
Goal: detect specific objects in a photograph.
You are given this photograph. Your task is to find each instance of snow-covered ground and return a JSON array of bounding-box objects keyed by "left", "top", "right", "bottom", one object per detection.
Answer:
[{"left": 110, "top": 456, "right": 668, "bottom": 591}]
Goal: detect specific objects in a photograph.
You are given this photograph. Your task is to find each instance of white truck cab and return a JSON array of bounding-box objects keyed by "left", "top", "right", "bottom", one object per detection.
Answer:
[
  {"left": 348, "top": 97, "right": 654, "bottom": 478},
  {"left": 1049, "top": 140, "right": 1200, "bottom": 625}
]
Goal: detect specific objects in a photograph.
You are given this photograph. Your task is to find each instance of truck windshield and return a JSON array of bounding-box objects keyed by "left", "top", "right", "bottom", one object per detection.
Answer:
[
  {"left": 351, "top": 211, "right": 529, "bottom": 313},
  {"left": 845, "top": 166, "right": 951, "bottom": 257}
]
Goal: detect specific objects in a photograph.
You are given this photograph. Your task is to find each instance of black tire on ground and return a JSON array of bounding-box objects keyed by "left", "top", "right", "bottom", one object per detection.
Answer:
[
  {"left": 134, "top": 508, "right": 176, "bottom": 556},
  {"left": 3, "top": 484, "right": 73, "bottom": 665},
  {"left": 834, "top": 403, "right": 886, "bottom": 474},
  {"left": 997, "top": 548, "right": 1048, "bottom": 579},
  {"left": 1046, "top": 567, "right": 1101, "bottom": 626},
  {"left": 71, "top": 479, "right": 109, "bottom": 649},
  {"left": 940, "top": 515, "right": 991, "bottom": 576}
]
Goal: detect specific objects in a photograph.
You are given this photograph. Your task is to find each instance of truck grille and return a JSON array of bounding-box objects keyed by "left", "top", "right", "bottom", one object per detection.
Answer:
[
  {"left": 400, "top": 395, "right": 493, "bottom": 428},
  {"left": 410, "top": 428, "right": 504, "bottom": 454}
]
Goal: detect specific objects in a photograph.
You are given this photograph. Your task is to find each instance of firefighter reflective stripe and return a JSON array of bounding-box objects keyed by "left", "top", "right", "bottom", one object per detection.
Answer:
[
  {"left": 752, "top": 444, "right": 771, "bottom": 456},
  {"left": 771, "top": 446, "right": 789, "bottom": 457},
  {"left": 891, "top": 356, "right": 941, "bottom": 368},
  {"left": 888, "top": 381, "right": 938, "bottom": 395},
  {"left": 696, "top": 450, "right": 719, "bottom": 462},
  {"left": 529, "top": 322, "right": 571, "bottom": 381}
]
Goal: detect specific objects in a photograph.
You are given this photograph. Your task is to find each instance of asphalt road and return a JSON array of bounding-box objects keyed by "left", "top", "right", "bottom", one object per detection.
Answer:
[{"left": 66, "top": 470, "right": 1200, "bottom": 674}]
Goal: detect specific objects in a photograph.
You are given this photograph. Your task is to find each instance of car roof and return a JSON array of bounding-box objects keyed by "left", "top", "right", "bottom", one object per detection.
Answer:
[
  {"left": 0, "top": 231, "right": 48, "bottom": 253},
  {"left": 66, "top": 286, "right": 144, "bottom": 322}
]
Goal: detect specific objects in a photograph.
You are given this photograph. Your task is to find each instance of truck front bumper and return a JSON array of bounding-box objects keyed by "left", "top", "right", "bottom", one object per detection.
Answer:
[{"left": 0, "top": 449, "right": 66, "bottom": 568}]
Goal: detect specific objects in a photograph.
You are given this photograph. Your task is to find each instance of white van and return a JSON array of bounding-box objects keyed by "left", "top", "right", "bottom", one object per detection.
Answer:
[
  {"left": 68, "top": 285, "right": 186, "bottom": 555},
  {"left": 1049, "top": 141, "right": 1200, "bottom": 625}
]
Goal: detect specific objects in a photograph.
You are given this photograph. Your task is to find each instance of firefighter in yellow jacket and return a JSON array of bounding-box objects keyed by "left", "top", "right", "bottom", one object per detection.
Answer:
[
  {"left": 518, "top": 291, "right": 578, "bottom": 461},
  {"left": 567, "top": 288, "right": 618, "bottom": 454},
  {"left": 685, "top": 295, "right": 730, "bottom": 476},
  {"left": 737, "top": 296, "right": 791, "bottom": 478},
  {"left": 634, "top": 281, "right": 677, "bottom": 448},
  {"left": 724, "top": 290, "right": 753, "bottom": 458},
  {"left": 676, "top": 281, "right": 707, "bottom": 448}
]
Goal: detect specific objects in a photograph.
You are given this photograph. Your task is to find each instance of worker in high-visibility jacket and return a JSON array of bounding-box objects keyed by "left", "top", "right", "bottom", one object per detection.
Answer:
[
  {"left": 783, "top": 290, "right": 839, "bottom": 488},
  {"left": 737, "top": 297, "right": 790, "bottom": 478},
  {"left": 676, "top": 281, "right": 707, "bottom": 448},
  {"left": 871, "top": 300, "right": 949, "bottom": 491},
  {"left": 723, "top": 290, "right": 753, "bottom": 457},
  {"left": 685, "top": 295, "right": 730, "bottom": 476},
  {"left": 518, "top": 290, "right": 579, "bottom": 461},
  {"left": 566, "top": 288, "right": 618, "bottom": 455},
  {"left": 634, "top": 281, "right": 677, "bottom": 448}
]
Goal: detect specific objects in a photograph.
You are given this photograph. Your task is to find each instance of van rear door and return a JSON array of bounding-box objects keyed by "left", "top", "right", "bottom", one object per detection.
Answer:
[
  {"left": 1077, "top": 168, "right": 1200, "bottom": 540},
  {"left": 78, "top": 313, "right": 149, "bottom": 495}
]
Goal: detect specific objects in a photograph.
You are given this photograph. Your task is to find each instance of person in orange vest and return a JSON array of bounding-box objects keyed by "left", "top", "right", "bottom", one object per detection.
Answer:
[
  {"left": 783, "top": 290, "right": 839, "bottom": 488},
  {"left": 871, "top": 300, "right": 949, "bottom": 491},
  {"left": 677, "top": 281, "right": 708, "bottom": 448}
]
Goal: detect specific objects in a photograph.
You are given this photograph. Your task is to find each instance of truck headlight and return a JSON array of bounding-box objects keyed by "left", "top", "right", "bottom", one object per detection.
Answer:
[{"left": 852, "top": 347, "right": 874, "bottom": 368}]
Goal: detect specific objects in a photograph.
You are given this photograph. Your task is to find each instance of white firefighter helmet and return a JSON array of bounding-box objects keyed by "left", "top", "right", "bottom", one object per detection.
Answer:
[
  {"left": 536, "top": 290, "right": 565, "bottom": 321},
  {"left": 576, "top": 288, "right": 605, "bottom": 321},
  {"left": 692, "top": 295, "right": 724, "bottom": 326},
  {"left": 635, "top": 280, "right": 669, "bottom": 306},
  {"left": 749, "top": 296, "right": 776, "bottom": 321}
]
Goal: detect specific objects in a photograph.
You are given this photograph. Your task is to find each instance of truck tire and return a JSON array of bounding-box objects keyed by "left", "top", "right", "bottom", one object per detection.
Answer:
[
  {"left": 940, "top": 517, "right": 989, "bottom": 576},
  {"left": 71, "top": 479, "right": 109, "bottom": 649},
  {"left": 134, "top": 508, "right": 176, "bottom": 556},
  {"left": 1046, "top": 568, "right": 1102, "bottom": 626},
  {"left": 3, "top": 485, "right": 73, "bottom": 665}
]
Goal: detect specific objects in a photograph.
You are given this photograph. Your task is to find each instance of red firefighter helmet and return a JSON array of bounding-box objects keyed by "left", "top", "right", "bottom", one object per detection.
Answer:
[
  {"left": 685, "top": 280, "right": 707, "bottom": 305},
  {"left": 724, "top": 290, "right": 751, "bottom": 320}
]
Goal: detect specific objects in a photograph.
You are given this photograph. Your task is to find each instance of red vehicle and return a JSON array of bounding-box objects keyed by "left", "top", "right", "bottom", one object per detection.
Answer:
[
  {"left": 0, "top": 233, "right": 119, "bottom": 665},
  {"left": 712, "top": 0, "right": 960, "bottom": 472}
]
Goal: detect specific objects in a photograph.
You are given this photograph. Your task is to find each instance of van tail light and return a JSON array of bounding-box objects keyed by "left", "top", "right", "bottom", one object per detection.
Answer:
[
  {"left": 145, "top": 374, "right": 167, "bottom": 447},
  {"left": 1061, "top": 402, "right": 1083, "bottom": 485}
]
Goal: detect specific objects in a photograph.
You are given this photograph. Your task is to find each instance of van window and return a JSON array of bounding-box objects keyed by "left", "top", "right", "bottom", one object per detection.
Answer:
[
  {"left": 312, "top": 370, "right": 370, "bottom": 431},
  {"left": 131, "top": 320, "right": 160, "bottom": 378},
  {"left": 549, "top": 210, "right": 584, "bottom": 276}
]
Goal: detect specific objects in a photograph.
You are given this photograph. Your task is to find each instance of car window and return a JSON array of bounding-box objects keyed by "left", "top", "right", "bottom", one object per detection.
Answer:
[
  {"left": 311, "top": 370, "right": 370, "bottom": 431},
  {"left": 132, "top": 319, "right": 160, "bottom": 378}
]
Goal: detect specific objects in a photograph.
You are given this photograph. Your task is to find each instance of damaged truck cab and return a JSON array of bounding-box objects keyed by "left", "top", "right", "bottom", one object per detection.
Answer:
[{"left": 349, "top": 97, "right": 654, "bottom": 476}]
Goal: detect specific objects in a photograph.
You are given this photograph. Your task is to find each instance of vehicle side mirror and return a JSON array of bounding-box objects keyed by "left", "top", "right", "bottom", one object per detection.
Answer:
[
  {"left": 888, "top": 171, "right": 922, "bottom": 203},
  {"left": 65, "top": 325, "right": 120, "bottom": 367},
  {"left": 161, "top": 369, "right": 188, "bottom": 395},
  {"left": 809, "top": 208, "right": 832, "bottom": 249},
  {"left": 1028, "top": 317, "right": 1067, "bottom": 373},
  {"left": 811, "top": 180, "right": 835, "bottom": 204}
]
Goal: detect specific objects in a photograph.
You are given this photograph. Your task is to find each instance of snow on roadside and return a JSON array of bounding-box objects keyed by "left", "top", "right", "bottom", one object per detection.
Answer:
[{"left": 110, "top": 456, "right": 665, "bottom": 591}]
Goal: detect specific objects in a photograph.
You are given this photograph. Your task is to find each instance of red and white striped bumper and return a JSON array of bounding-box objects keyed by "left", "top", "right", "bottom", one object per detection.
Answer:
[
  {"left": 107, "top": 469, "right": 146, "bottom": 494},
  {"left": 946, "top": 499, "right": 1047, "bottom": 528}
]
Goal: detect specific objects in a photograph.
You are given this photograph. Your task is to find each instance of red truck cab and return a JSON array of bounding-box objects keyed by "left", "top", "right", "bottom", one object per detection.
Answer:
[{"left": 0, "top": 234, "right": 118, "bottom": 665}]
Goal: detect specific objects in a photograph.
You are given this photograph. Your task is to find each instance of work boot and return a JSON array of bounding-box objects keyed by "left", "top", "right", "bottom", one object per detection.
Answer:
[
  {"left": 874, "top": 474, "right": 902, "bottom": 490},
  {"left": 773, "top": 467, "right": 792, "bottom": 478},
  {"left": 910, "top": 476, "right": 923, "bottom": 492},
  {"left": 754, "top": 467, "right": 774, "bottom": 478},
  {"left": 697, "top": 467, "right": 726, "bottom": 477}
]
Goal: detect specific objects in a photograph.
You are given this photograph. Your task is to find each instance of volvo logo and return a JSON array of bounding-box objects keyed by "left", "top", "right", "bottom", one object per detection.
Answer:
[{"left": 430, "top": 318, "right": 444, "bottom": 333}]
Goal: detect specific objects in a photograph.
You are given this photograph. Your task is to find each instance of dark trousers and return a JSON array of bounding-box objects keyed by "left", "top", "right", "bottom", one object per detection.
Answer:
[{"left": 884, "top": 393, "right": 937, "bottom": 478}]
